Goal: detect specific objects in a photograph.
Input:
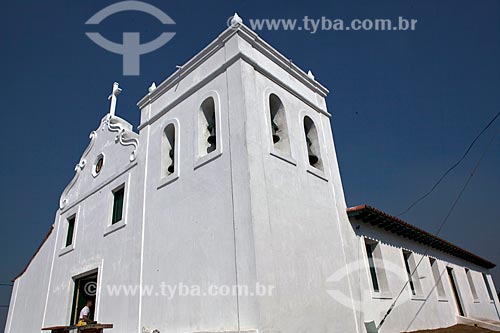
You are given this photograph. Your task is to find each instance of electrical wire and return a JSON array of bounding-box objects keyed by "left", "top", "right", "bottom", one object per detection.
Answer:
[
  {"left": 397, "top": 110, "right": 500, "bottom": 217},
  {"left": 378, "top": 123, "right": 500, "bottom": 331}
]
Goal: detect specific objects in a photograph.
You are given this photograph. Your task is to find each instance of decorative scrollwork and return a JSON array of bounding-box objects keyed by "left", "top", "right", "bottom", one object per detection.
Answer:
[
  {"left": 106, "top": 115, "right": 139, "bottom": 161},
  {"left": 59, "top": 114, "right": 139, "bottom": 210}
]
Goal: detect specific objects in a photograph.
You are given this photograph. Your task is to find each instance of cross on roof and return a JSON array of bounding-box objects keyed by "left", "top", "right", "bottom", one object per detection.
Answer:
[{"left": 108, "top": 82, "right": 122, "bottom": 116}]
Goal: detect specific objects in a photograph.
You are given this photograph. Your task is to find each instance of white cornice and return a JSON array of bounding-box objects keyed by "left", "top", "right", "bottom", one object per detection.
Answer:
[
  {"left": 137, "top": 23, "right": 329, "bottom": 109},
  {"left": 60, "top": 161, "right": 138, "bottom": 214},
  {"left": 137, "top": 51, "right": 331, "bottom": 131},
  {"left": 236, "top": 25, "right": 329, "bottom": 95}
]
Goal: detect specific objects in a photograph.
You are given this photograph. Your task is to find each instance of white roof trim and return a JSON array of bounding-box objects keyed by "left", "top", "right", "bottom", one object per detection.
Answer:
[{"left": 137, "top": 22, "right": 329, "bottom": 109}]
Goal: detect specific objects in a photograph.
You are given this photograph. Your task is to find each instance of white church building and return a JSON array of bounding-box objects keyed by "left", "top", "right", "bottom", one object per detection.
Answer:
[{"left": 5, "top": 14, "right": 500, "bottom": 333}]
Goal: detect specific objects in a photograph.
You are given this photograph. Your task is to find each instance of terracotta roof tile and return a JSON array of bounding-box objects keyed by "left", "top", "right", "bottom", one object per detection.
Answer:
[{"left": 347, "top": 205, "right": 495, "bottom": 269}]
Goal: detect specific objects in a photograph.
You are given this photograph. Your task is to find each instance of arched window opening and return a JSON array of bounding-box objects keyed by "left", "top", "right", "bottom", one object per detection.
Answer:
[
  {"left": 269, "top": 94, "right": 291, "bottom": 155},
  {"left": 199, "top": 97, "right": 217, "bottom": 156},
  {"left": 303, "top": 116, "right": 323, "bottom": 170},
  {"left": 162, "top": 123, "right": 176, "bottom": 177}
]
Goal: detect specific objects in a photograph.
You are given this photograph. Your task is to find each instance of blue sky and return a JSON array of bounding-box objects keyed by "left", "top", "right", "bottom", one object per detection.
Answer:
[{"left": 1, "top": 0, "right": 499, "bottom": 329}]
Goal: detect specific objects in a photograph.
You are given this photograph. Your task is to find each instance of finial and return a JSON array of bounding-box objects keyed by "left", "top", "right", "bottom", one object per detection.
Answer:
[
  {"left": 148, "top": 82, "right": 157, "bottom": 93},
  {"left": 307, "top": 70, "right": 315, "bottom": 80},
  {"left": 108, "top": 82, "right": 122, "bottom": 116},
  {"left": 231, "top": 12, "right": 243, "bottom": 26}
]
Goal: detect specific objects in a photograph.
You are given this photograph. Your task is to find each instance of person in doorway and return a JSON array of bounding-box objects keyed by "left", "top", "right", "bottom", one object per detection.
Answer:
[{"left": 78, "top": 299, "right": 93, "bottom": 326}]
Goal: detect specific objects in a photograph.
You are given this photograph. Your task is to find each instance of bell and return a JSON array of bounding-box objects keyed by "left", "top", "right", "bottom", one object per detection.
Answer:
[
  {"left": 207, "top": 121, "right": 216, "bottom": 145},
  {"left": 306, "top": 136, "right": 319, "bottom": 166},
  {"left": 168, "top": 148, "right": 175, "bottom": 173},
  {"left": 272, "top": 120, "right": 280, "bottom": 143},
  {"left": 308, "top": 154, "right": 319, "bottom": 165},
  {"left": 207, "top": 134, "right": 216, "bottom": 145}
]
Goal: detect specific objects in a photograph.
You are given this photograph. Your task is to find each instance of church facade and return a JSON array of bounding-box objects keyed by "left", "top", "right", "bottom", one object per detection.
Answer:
[{"left": 5, "top": 15, "right": 500, "bottom": 333}]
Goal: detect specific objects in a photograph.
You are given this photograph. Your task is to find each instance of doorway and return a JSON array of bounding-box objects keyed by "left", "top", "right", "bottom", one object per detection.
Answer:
[
  {"left": 447, "top": 267, "right": 465, "bottom": 316},
  {"left": 70, "top": 272, "right": 98, "bottom": 325}
]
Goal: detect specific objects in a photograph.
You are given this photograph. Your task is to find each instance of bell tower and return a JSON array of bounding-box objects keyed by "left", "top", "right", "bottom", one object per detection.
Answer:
[{"left": 136, "top": 14, "right": 359, "bottom": 332}]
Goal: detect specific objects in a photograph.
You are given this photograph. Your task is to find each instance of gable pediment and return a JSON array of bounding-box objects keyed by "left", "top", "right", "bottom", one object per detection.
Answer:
[{"left": 59, "top": 114, "right": 139, "bottom": 211}]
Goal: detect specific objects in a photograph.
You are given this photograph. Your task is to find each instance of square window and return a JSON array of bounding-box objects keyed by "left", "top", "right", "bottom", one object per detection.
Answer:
[
  {"left": 403, "top": 250, "right": 423, "bottom": 296},
  {"left": 429, "top": 258, "right": 446, "bottom": 298},
  {"left": 465, "top": 268, "right": 479, "bottom": 301},
  {"left": 364, "top": 238, "right": 390, "bottom": 296},
  {"left": 112, "top": 187, "right": 125, "bottom": 225},
  {"left": 482, "top": 273, "right": 495, "bottom": 301},
  {"left": 66, "top": 216, "right": 76, "bottom": 247},
  {"left": 365, "top": 241, "right": 380, "bottom": 292}
]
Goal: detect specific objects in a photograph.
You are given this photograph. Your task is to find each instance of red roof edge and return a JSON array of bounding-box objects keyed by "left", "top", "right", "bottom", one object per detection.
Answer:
[
  {"left": 12, "top": 225, "right": 54, "bottom": 282},
  {"left": 347, "top": 204, "right": 496, "bottom": 269}
]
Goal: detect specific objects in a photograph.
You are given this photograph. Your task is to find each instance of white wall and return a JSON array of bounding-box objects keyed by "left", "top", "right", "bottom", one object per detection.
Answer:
[
  {"left": 5, "top": 225, "right": 56, "bottom": 333},
  {"left": 240, "top": 62, "right": 359, "bottom": 332},
  {"left": 349, "top": 222, "right": 500, "bottom": 332},
  {"left": 139, "top": 71, "right": 240, "bottom": 332}
]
